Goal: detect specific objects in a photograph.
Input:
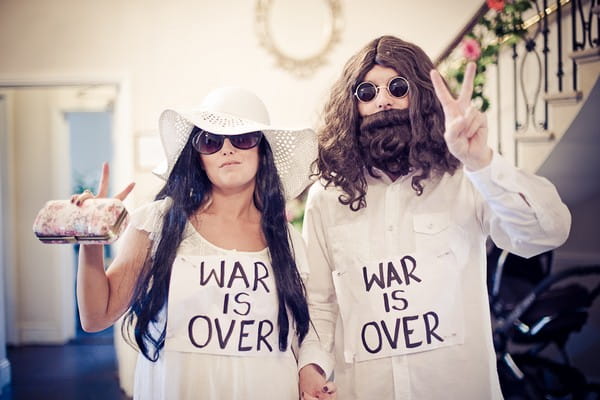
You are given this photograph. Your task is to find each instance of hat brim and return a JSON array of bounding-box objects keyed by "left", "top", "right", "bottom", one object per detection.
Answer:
[{"left": 153, "top": 108, "right": 316, "bottom": 200}]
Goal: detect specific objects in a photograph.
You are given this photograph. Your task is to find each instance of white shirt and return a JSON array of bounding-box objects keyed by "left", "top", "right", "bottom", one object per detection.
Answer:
[
  {"left": 129, "top": 198, "right": 310, "bottom": 400},
  {"left": 298, "top": 152, "right": 571, "bottom": 400}
]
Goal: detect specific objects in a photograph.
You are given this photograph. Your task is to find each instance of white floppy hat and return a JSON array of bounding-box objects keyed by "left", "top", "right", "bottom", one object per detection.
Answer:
[{"left": 153, "top": 86, "right": 316, "bottom": 199}]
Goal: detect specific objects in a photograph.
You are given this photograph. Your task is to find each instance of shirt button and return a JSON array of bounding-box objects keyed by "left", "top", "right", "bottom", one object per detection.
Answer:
[
  {"left": 427, "top": 223, "right": 434, "bottom": 230},
  {"left": 387, "top": 225, "right": 393, "bottom": 231}
]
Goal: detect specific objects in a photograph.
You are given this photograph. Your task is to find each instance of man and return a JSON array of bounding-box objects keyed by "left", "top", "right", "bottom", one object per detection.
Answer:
[{"left": 297, "top": 36, "right": 571, "bottom": 399}]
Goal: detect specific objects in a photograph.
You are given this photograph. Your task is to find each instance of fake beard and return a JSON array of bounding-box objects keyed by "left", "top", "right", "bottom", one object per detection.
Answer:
[{"left": 359, "top": 108, "right": 413, "bottom": 178}]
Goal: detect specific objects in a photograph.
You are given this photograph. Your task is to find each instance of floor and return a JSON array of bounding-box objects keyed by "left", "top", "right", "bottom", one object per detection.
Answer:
[
  {"left": 0, "top": 305, "right": 597, "bottom": 399},
  {"left": 0, "top": 327, "right": 130, "bottom": 400}
]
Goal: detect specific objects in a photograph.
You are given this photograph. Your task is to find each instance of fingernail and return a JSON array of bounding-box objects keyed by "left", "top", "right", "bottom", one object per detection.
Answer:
[
  {"left": 322, "top": 385, "right": 329, "bottom": 393},
  {"left": 76, "top": 201, "right": 80, "bottom": 206}
]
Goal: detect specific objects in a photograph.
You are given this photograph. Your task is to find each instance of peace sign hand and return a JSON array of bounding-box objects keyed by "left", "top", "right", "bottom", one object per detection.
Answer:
[
  {"left": 71, "top": 162, "right": 135, "bottom": 206},
  {"left": 430, "top": 62, "right": 492, "bottom": 171}
]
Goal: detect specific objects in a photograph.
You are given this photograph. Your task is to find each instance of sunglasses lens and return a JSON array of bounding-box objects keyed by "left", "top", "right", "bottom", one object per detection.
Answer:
[
  {"left": 193, "top": 132, "right": 223, "bottom": 154},
  {"left": 355, "top": 82, "right": 377, "bottom": 102},
  {"left": 230, "top": 132, "right": 262, "bottom": 150},
  {"left": 388, "top": 77, "right": 409, "bottom": 98}
]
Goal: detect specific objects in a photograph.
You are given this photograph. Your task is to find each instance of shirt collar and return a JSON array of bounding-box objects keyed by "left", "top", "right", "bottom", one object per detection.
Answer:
[{"left": 364, "top": 166, "right": 416, "bottom": 186}]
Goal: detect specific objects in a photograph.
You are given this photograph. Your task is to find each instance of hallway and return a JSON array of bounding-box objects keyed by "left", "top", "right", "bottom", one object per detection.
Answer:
[{"left": 0, "top": 328, "right": 130, "bottom": 400}]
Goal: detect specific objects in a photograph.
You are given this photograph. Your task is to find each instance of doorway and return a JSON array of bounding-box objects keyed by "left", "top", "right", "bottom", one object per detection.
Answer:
[
  {"left": 0, "top": 83, "right": 121, "bottom": 347},
  {"left": 66, "top": 110, "right": 115, "bottom": 337}
]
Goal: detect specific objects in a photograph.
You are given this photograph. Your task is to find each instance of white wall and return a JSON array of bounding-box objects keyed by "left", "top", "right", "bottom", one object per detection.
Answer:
[
  {"left": 0, "top": 0, "right": 482, "bottom": 201},
  {"left": 0, "top": 95, "right": 12, "bottom": 391}
]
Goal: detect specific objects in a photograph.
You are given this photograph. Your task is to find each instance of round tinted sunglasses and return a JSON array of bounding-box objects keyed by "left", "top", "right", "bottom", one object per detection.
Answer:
[
  {"left": 354, "top": 76, "right": 410, "bottom": 103},
  {"left": 192, "top": 130, "right": 263, "bottom": 155}
]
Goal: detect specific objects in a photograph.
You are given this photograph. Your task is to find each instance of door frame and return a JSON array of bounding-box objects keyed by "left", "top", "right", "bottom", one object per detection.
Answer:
[{"left": 0, "top": 76, "right": 132, "bottom": 346}]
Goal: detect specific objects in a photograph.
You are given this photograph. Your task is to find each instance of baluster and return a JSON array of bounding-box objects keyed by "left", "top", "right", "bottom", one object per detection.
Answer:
[
  {"left": 513, "top": 44, "right": 519, "bottom": 166},
  {"left": 572, "top": 0, "right": 576, "bottom": 91},
  {"left": 496, "top": 57, "right": 502, "bottom": 155},
  {"left": 579, "top": 0, "right": 590, "bottom": 49},
  {"left": 582, "top": 0, "right": 599, "bottom": 48},
  {"left": 543, "top": 0, "right": 550, "bottom": 130},
  {"left": 513, "top": 44, "right": 520, "bottom": 132},
  {"left": 590, "top": 0, "right": 600, "bottom": 47},
  {"left": 557, "top": 0, "right": 564, "bottom": 92}
]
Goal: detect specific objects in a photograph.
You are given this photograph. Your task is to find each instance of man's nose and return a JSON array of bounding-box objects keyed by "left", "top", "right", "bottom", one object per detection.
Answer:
[{"left": 374, "top": 88, "right": 393, "bottom": 110}]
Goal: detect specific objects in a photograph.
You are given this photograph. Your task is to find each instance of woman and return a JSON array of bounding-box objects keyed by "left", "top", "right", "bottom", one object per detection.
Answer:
[{"left": 74, "top": 87, "right": 318, "bottom": 399}]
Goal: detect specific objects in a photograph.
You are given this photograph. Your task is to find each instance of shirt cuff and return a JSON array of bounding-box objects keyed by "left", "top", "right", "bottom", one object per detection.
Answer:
[
  {"left": 298, "top": 343, "right": 335, "bottom": 379},
  {"left": 464, "top": 151, "right": 519, "bottom": 198}
]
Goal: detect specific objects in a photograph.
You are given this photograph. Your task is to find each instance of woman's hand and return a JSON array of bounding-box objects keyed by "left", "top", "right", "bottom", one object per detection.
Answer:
[
  {"left": 299, "top": 364, "right": 337, "bottom": 399},
  {"left": 430, "top": 62, "right": 492, "bottom": 171},
  {"left": 71, "top": 162, "right": 135, "bottom": 206}
]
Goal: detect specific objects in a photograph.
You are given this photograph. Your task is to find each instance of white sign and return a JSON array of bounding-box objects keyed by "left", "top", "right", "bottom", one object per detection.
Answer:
[
  {"left": 165, "top": 254, "right": 287, "bottom": 356},
  {"left": 333, "top": 252, "right": 465, "bottom": 362}
]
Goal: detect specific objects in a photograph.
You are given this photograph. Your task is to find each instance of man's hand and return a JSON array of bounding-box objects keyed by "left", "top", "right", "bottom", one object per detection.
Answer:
[
  {"left": 299, "top": 364, "right": 337, "bottom": 399},
  {"left": 430, "top": 62, "right": 492, "bottom": 171}
]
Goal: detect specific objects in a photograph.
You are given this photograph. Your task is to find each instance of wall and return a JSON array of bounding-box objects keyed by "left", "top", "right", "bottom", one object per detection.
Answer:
[
  {"left": 0, "top": 0, "right": 483, "bottom": 201},
  {"left": 2, "top": 88, "right": 81, "bottom": 345},
  {"left": 0, "top": 95, "right": 12, "bottom": 392}
]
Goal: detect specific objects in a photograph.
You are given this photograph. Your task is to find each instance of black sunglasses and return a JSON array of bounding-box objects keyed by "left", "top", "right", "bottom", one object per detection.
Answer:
[
  {"left": 192, "top": 130, "right": 263, "bottom": 155},
  {"left": 354, "top": 76, "right": 410, "bottom": 103}
]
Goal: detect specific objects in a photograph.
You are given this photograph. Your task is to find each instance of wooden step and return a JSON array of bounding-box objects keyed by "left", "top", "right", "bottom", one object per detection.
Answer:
[
  {"left": 544, "top": 91, "right": 583, "bottom": 104},
  {"left": 514, "top": 130, "right": 556, "bottom": 142},
  {"left": 570, "top": 47, "right": 600, "bottom": 65}
]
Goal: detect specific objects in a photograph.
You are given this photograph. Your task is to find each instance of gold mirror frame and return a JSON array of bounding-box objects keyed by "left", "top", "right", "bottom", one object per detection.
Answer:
[{"left": 255, "top": 0, "right": 343, "bottom": 78}]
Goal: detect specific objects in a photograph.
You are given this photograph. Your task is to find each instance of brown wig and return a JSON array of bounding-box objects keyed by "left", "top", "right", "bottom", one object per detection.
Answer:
[{"left": 316, "top": 35, "right": 460, "bottom": 211}]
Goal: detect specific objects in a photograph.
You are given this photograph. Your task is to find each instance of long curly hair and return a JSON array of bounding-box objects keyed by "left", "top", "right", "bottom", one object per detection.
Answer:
[
  {"left": 123, "top": 128, "right": 310, "bottom": 361},
  {"left": 316, "top": 35, "right": 460, "bottom": 211}
]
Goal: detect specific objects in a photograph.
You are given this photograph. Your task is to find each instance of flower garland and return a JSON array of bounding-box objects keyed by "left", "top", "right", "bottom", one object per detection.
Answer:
[{"left": 441, "top": 0, "right": 532, "bottom": 111}]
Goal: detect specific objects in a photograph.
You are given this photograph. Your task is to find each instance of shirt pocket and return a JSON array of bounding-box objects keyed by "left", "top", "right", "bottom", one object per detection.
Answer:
[
  {"left": 413, "top": 212, "right": 469, "bottom": 269},
  {"left": 326, "top": 222, "right": 371, "bottom": 274},
  {"left": 325, "top": 222, "right": 371, "bottom": 305}
]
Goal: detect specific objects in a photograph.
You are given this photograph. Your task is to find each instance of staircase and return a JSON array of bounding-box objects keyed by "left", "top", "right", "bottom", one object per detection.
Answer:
[
  {"left": 536, "top": 49, "right": 600, "bottom": 206},
  {"left": 479, "top": 0, "right": 600, "bottom": 209},
  {"left": 441, "top": 1, "right": 600, "bottom": 382}
]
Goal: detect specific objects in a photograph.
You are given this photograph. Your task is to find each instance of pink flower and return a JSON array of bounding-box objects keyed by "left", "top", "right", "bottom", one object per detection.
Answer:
[
  {"left": 462, "top": 38, "right": 481, "bottom": 61},
  {"left": 487, "top": 0, "right": 505, "bottom": 11}
]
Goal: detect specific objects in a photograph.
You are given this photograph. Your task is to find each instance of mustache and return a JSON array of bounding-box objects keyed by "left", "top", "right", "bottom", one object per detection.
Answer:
[{"left": 359, "top": 108, "right": 411, "bottom": 132}]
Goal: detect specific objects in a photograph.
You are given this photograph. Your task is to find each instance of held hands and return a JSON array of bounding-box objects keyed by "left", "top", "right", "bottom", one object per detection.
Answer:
[
  {"left": 71, "top": 162, "right": 135, "bottom": 206},
  {"left": 299, "top": 364, "right": 337, "bottom": 400},
  {"left": 430, "top": 62, "right": 493, "bottom": 171}
]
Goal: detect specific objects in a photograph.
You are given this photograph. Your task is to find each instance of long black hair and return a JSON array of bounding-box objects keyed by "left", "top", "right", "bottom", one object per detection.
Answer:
[{"left": 123, "top": 127, "right": 310, "bottom": 361}]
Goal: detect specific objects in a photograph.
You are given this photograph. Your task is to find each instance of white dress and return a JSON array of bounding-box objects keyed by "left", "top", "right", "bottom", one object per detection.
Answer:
[{"left": 129, "top": 198, "right": 308, "bottom": 400}]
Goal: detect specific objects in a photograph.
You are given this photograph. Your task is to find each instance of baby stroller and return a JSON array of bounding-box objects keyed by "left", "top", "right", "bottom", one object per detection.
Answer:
[{"left": 487, "top": 242, "right": 600, "bottom": 399}]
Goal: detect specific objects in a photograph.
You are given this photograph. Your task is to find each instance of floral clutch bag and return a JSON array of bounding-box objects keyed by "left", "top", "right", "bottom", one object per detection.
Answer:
[{"left": 33, "top": 198, "right": 129, "bottom": 244}]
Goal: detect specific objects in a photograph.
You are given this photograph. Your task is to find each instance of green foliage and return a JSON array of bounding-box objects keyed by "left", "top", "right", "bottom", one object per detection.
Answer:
[
  {"left": 442, "top": 0, "right": 532, "bottom": 111},
  {"left": 72, "top": 171, "right": 98, "bottom": 195}
]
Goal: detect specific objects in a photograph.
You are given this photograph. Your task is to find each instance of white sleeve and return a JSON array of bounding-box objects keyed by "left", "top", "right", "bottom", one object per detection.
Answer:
[
  {"left": 288, "top": 223, "right": 310, "bottom": 281},
  {"left": 126, "top": 197, "right": 173, "bottom": 256},
  {"left": 297, "top": 183, "right": 337, "bottom": 378},
  {"left": 466, "top": 152, "right": 571, "bottom": 258}
]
